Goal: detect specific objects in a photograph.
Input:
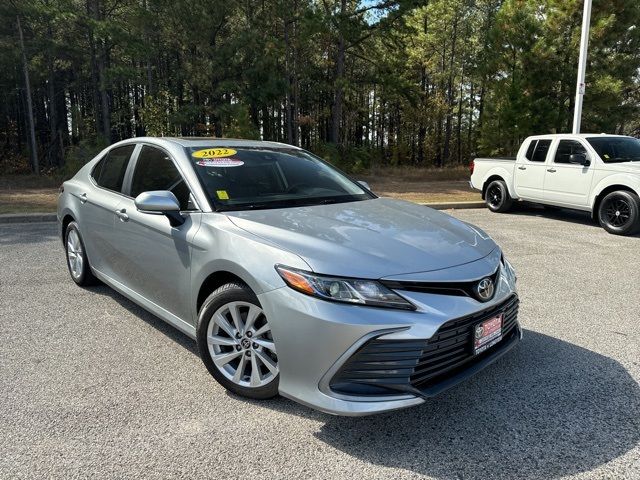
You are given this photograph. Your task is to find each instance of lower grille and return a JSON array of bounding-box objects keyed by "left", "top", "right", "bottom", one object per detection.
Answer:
[
  {"left": 329, "top": 295, "right": 519, "bottom": 397},
  {"left": 411, "top": 295, "right": 519, "bottom": 390}
]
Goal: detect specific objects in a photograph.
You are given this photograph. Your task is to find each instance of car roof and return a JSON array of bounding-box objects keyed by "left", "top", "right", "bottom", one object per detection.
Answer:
[
  {"left": 162, "top": 137, "right": 301, "bottom": 149},
  {"left": 110, "top": 136, "right": 302, "bottom": 151},
  {"left": 526, "top": 133, "right": 633, "bottom": 140}
]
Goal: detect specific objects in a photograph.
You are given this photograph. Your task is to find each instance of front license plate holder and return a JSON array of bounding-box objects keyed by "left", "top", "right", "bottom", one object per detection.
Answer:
[{"left": 473, "top": 314, "right": 503, "bottom": 355}]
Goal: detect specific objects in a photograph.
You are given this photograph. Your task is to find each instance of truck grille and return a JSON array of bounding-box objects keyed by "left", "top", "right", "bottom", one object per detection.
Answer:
[{"left": 329, "top": 295, "right": 519, "bottom": 397}]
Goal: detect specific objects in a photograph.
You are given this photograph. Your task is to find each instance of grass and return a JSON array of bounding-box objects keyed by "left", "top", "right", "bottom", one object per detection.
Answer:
[
  {"left": 0, "top": 166, "right": 480, "bottom": 215},
  {"left": 0, "top": 175, "right": 60, "bottom": 214},
  {"left": 360, "top": 165, "right": 480, "bottom": 204}
]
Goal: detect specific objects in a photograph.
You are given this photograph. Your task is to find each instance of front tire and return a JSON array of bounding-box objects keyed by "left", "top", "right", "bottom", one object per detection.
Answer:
[
  {"left": 597, "top": 191, "right": 640, "bottom": 236},
  {"left": 65, "top": 222, "right": 99, "bottom": 286},
  {"left": 485, "top": 179, "right": 513, "bottom": 213},
  {"left": 196, "top": 283, "right": 279, "bottom": 400}
]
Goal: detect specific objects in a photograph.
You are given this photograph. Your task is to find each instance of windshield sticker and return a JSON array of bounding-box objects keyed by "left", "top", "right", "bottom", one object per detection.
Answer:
[
  {"left": 216, "top": 190, "right": 230, "bottom": 200},
  {"left": 192, "top": 148, "right": 237, "bottom": 159},
  {"left": 604, "top": 154, "right": 610, "bottom": 159},
  {"left": 196, "top": 158, "right": 244, "bottom": 168}
]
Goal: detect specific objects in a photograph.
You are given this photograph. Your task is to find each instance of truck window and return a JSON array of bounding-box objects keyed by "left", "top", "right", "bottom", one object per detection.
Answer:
[
  {"left": 525, "top": 140, "right": 537, "bottom": 160},
  {"left": 530, "top": 139, "right": 551, "bottom": 162},
  {"left": 554, "top": 140, "right": 587, "bottom": 164}
]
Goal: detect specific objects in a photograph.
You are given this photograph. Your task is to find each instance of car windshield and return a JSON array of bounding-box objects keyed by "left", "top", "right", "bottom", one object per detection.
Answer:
[
  {"left": 586, "top": 136, "right": 640, "bottom": 163},
  {"left": 186, "top": 146, "right": 373, "bottom": 211}
]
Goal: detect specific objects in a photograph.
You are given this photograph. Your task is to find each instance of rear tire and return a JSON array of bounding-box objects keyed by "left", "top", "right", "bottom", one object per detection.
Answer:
[
  {"left": 196, "top": 283, "right": 279, "bottom": 400},
  {"left": 485, "top": 180, "right": 513, "bottom": 213},
  {"left": 65, "top": 222, "right": 99, "bottom": 286},
  {"left": 597, "top": 191, "right": 640, "bottom": 236}
]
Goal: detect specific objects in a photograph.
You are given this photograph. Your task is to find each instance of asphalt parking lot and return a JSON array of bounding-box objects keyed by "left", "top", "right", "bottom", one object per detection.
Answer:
[{"left": 1, "top": 206, "right": 639, "bottom": 479}]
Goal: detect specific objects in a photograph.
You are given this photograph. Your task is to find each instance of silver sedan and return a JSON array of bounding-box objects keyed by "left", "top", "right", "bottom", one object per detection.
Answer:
[{"left": 57, "top": 137, "right": 520, "bottom": 415}]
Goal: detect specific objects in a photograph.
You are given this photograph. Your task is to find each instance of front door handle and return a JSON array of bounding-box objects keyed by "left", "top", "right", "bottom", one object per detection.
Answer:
[
  {"left": 547, "top": 168, "right": 557, "bottom": 173},
  {"left": 115, "top": 208, "right": 129, "bottom": 222},
  {"left": 79, "top": 193, "right": 88, "bottom": 204},
  {"left": 517, "top": 166, "right": 527, "bottom": 170}
]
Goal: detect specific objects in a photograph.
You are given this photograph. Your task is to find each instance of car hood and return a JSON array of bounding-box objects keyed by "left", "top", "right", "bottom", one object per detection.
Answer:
[{"left": 224, "top": 198, "right": 497, "bottom": 279}]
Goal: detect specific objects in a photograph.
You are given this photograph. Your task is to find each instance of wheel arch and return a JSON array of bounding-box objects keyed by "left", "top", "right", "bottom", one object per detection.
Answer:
[
  {"left": 194, "top": 262, "right": 272, "bottom": 319},
  {"left": 482, "top": 174, "right": 508, "bottom": 199},
  {"left": 60, "top": 212, "right": 76, "bottom": 245},
  {"left": 591, "top": 183, "right": 640, "bottom": 220}
]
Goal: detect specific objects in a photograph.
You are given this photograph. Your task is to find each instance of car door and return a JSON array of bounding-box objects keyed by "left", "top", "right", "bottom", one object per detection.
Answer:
[
  {"left": 543, "top": 139, "right": 595, "bottom": 207},
  {"left": 81, "top": 144, "right": 137, "bottom": 278},
  {"left": 111, "top": 144, "right": 202, "bottom": 322},
  {"left": 514, "top": 139, "right": 552, "bottom": 200}
]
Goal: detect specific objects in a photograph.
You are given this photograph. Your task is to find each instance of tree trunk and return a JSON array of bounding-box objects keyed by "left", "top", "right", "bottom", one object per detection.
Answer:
[
  {"left": 330, "top": 0, "right": 346, "bottom": 145},
  {"left": 443, "top": 15, "right": 459, "bottom": 166},
  {"left": 17, "top": 15, "right": 39, "bottom": 174}
]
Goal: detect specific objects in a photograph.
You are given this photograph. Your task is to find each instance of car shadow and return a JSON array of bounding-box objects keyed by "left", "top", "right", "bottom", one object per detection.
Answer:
[
  {"left": 87, "top": 284, "right": 640, "bottom": 479},
  {"left": 506, "top": 203, "right": 640, "bottom": 237},
  {"left": 508, "top": 203, "right": 599, "bottom": 228},
  {"left": 89, "top": 284, "right": 199, "bottom": 356},
  {"left": 309, "top": 331, "right": 640, "bottom": 479}
]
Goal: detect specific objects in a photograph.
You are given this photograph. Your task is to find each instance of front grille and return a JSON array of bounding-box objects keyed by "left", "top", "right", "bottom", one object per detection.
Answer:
[
  {"left": 411, "top": 295, "right": 519, "bottom": 390},
  {"left": 380, "top": 268, "right": 501, "bottom": 302},
  {"left": 329, "top": 295, "right": 519, "bottom": 397}
]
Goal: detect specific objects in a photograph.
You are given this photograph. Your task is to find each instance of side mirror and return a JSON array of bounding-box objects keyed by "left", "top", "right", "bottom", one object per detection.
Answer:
[
  {"left": 569, "top": 153, "right": 590, "bottom": 166},
  {"left": 135, "top": 190, "right": 184, "bottom": 226},
  {"left": 357, "top": 180, "right": 371, "bottom": 191}
]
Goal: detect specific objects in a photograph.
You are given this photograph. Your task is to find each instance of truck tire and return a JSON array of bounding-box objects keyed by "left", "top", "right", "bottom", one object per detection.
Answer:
[
  {"left": 597, "top": 190, "right": 640, "bottom": 236},
  {"left": 485, "top": 180, "right": 513, "bottom": 213}
]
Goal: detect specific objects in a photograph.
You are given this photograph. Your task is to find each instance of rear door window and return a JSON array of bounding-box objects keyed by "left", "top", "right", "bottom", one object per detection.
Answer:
[
  {"left": 130, "top": 146, "right": 193, "bottom": 210},
  {"left": 531, "top": 139, "right": 552, "bottom": 162},
  {"left": 93, "top": 145, "right": 135, "bottom": 192}
]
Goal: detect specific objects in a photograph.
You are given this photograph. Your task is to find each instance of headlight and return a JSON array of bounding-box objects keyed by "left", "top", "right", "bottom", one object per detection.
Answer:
[
  {"left": 275, "top": 265, "right": 415, "bottom": 310},
  {"left": 501, "top": 255, "right": 517, "bottom": 283}
]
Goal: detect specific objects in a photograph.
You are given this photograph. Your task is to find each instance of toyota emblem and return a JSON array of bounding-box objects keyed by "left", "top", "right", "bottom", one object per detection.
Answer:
[{"left": 476, "top": 278, "right": 495, "bottom": 301}]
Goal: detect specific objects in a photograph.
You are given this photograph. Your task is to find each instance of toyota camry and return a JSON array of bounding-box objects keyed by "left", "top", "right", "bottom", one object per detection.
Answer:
[{"left": 57, "top": 137, "right": 520, "bottom": 415}]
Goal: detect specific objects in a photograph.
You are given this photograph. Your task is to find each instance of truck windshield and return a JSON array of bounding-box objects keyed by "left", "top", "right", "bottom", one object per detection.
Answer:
[
  {"left": 587, "top": 137, "right": 640, "bottom": 163},
  {"left": 186, "top": 146, "right": 373, "bottom": 211}
]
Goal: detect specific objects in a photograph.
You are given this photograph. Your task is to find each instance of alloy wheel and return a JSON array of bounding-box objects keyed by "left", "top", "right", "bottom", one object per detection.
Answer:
[
  {"left": 603, "top": 197, "right": 632, "bottom": 228},
  {"left": 66, "top": 229, "right": 84, "bottom": 279},
  {"left": 487, "top": 185, "right": 503, "bottom": 208},
  {"left": 206, "top": 301, "right": 278, "bottom": 388}
]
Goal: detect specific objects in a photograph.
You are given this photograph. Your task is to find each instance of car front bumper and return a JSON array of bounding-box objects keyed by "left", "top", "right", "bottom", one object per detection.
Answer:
[{"left": 257, "top": 263, "right": 520, "bottom": 416}]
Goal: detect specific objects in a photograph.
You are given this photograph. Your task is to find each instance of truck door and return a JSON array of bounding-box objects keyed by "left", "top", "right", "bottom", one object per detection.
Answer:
[
  {"left": 514, "top": 139, "right": 551, "bottom": 200},
  {"left": 543, "top": 139, "right": 594, "bottom": 207}
]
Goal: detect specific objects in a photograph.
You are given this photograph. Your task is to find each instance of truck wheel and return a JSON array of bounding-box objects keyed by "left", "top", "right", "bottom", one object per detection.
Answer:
[
  {"left": 485, "top": 180, "right": 513, "bottom": 213},
  {"left": 597, "top": 191, "right": 640, "bottom": 236}
]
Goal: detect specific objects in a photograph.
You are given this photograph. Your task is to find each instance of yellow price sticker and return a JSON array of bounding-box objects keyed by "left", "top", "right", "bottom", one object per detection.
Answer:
[
  {"left": 193, "top": 148, "right": 237, "bottom": 159},
  {"left": 216, "top": 190, "right": 230, "bottom": 200}
]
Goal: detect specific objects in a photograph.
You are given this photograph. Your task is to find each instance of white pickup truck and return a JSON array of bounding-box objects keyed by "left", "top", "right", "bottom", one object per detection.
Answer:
[{"left": 470, "top": 134, "right": 640, "bottom": 235}]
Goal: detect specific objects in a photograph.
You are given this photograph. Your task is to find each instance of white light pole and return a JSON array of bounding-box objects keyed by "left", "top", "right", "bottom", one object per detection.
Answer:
[{"left": 572, "top": 0, "right": 593, "bottom": 134}]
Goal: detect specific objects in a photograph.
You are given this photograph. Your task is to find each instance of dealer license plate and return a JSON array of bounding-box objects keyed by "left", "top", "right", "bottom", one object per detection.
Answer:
[{"left": 473, "top": 314, "right": 503, "bottom": 355}]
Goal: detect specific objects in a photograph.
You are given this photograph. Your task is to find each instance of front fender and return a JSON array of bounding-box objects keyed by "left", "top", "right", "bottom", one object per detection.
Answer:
[
  {"left": 590, "top": 175, "right": 640, "bottom": 209},
  {"left": 189, "top": 215, "right": 311, "bottom": 322}
]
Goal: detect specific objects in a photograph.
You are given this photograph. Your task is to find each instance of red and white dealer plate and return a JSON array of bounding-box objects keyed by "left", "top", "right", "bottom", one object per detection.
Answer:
[{"left": 473, "top": 314, "right": 503, "bottom": 355}]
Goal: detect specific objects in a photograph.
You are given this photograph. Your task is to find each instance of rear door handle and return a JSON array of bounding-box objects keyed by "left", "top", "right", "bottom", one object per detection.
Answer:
[
  {"left": 79, "top": 193, "right": 88, "bottom": 204},
  {"left": 517, "top": 166, "right": 527, "bottom": 170},
  {"left": 547, "top": 168, "right": 557, "bottom": 173},
  {"left": 115, "top": 208, "right": 129, "bottom": 222}
]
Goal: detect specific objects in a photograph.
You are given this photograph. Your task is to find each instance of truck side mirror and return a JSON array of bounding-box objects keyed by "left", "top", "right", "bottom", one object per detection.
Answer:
[{"left": 569, "top": 153, "right": 590, "bottom": 166}]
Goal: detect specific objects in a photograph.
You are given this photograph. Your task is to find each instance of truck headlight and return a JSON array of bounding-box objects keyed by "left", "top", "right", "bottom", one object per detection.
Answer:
[{"left": 275, "top": 265, "right": 415, "bottom": 310}]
